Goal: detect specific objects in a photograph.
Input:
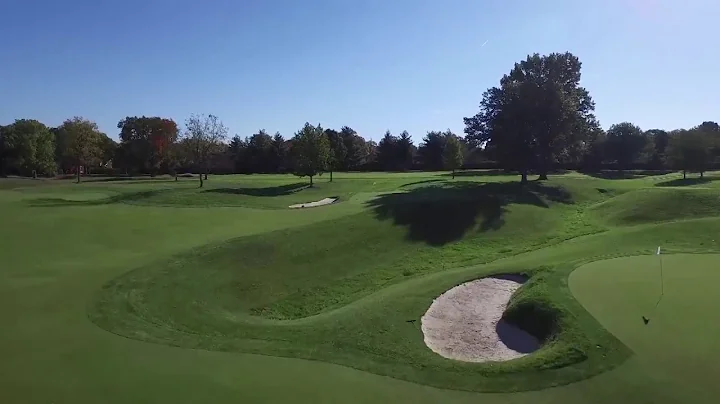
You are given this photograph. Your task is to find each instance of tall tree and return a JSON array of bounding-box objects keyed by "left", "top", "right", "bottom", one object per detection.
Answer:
[
  {"left": 418, "top": 130, "right": 448, "bottom": 171},
  {"left": 227, "top": 135, "right": 248, "bottom": 173},
  {"left": 270, "top": 132, "right": 287, "bottom": 173},
  {"left": 117, "top": 116, "right": 179, "bottom": 176},
  {"left": 395, "top": 130, "right": 415, "bottom": 171},
  {"left": 57, "top": 117, "right": 103, "bottom": 183},
  {"left": 324, "top": 129, "right": 347, "bottom": 181},
  {"left": 377, "top": 131, "right": 398, "bottom": 171},
  {"left": 605, "top": 122, "right": 647, "bottom": 170},
  {"left": 246, "top": 129, "right": 274, "bottom": 172},
  {"left": 464, "top": 52, "right": 596, "bottom": 182},
  {"left": 340, "top": 126, "right": 368, "bottom": 170},
  {"left": 644, "top": 129, "right": 670, "bottom": 168},
  {"left": 182, "top": 114, "right": 228, "bottom": 187},
  {"left": 0, "top": 120, "right": 56, "bottom": 177},
  {"left": 443, "top": 134, "right": 464, "bottom": 179},
  {"left": 290, "top": 123, "right": 329, "bottom": 186},
  {"left": 667, "top": 129, "right": 712, "bottom": 179},
  {"left": 464, "top": 85, "right": 535, "bottom": 183}
]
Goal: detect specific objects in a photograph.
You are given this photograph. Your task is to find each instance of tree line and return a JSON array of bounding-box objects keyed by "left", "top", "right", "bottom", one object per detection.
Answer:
[
  {"left": 1, "top": 51, "right": 717, "bottom": 185},
  {"left": 0, "top": 115, "right": 468, "bottom": 185}
]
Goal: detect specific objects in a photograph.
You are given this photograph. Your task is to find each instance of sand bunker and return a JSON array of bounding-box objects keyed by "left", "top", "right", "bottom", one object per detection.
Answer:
[
  {"left": 288, "top": 197, "right": 337, "bottom": 209},
  {"left": 421, "top": 275, "right": 540, "bottom": 362}
]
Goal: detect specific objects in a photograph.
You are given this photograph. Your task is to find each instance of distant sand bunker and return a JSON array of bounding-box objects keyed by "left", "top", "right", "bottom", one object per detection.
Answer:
[
  {"left": 289, "top": 197, "right": 337, "bottom": 209},
  {"left": 421, "top": 275, "right": 540, "bottom": 362}
]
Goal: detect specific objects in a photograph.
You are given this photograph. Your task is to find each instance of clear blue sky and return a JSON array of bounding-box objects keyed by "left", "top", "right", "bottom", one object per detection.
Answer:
[{"left": 1, "top": 0, "right": 718, "bottom": 143}]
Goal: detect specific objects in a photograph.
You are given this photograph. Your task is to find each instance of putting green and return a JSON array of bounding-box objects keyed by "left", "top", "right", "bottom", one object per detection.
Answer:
[{"left": 570, "top": 254, "right": 720, "bottom": 398}]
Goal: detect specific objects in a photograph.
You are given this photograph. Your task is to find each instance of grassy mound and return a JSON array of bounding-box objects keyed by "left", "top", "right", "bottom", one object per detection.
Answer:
[
  {"left": 590, "top": 188, "right": 720, "bottom": 225},
  {"left": 87, "top": 179, "right": 638, "bottom": 392},
  {"left": 502, "top": 270, "right": 587, "bottom": 370},
  {"left": 97, "top": 181, "right": 585, "bottom": 322}
]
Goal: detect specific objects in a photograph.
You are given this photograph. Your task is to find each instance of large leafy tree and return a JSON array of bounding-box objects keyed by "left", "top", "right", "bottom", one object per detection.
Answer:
[
  {"left": 667, "top": 128, "right": 712, "bottom": 178},
  {"left": 464, "top": 52, "right": 596, "bottom": 182},
  {"left": 57, "top": 117, "right": 104, "bottom": 183},
  {"left": 604, "top": 122, "right": 647, "bottom": 170},
  {"left": 644, "top": 129, "right": 670, "bottom": 168},
  {"left": 117, "top": 116, "right": 179, "bottom": 175},
  {"left": 270, "top": 132, "right": 287, "bottom": 173},
  {"left": 418, "top": 130, "right": 450, "bottom": 171},
  {"left": 0, "top": 119, "right": 55, "bottom": 177},
  {"left": 290, "top": 123, "right": 329, "bottom": 186},
  {"left": 443, "top": 133, "right": 464, "bottom": 179},
  {"left": 340, "top": 126, "right": 368, "bottom": 170},
  {"left": 182, "top": 114, "right": 228, "bottom": 187}
]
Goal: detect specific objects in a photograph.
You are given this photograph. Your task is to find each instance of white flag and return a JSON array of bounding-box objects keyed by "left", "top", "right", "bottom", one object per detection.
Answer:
[{"left": 656, "top": 246, "right": 661, "bottom": 255}]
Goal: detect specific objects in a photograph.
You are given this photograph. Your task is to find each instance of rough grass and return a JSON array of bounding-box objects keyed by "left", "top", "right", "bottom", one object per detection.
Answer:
[
  {"left": 590, "top": 188, "right": 720, "bottom": 225},
  {"left": 5, "top": 171, "right": 720, "bottom": 402}
]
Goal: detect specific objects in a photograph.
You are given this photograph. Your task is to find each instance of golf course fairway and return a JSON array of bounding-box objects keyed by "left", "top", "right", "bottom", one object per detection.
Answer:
[{"left": 3, "top": 171, "right": 720, "bottom": 403}]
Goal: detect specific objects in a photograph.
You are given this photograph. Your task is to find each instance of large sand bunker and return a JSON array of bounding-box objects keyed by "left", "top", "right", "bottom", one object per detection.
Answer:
[
  {"left": 288, "top": 198, "right": 337, "bottom": 209},
  {"left": 421, "top": 275, "right": 540, "bottom": 362}
]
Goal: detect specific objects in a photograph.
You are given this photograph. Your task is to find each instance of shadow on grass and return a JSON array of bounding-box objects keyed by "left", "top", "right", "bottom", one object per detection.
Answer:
[
  {"left": 399, "top": 179, "right": 446, "bottom": 188},
  {"left": 654, "top": 177, "right": 715, "bottom": 187},
  {"left": 442, "top": 169, "right": 570, "bottom": 178},
  {"left": 443, "top": 169, "right": 513, "bottom": 177},
  {"left": 582, "top": 170, "right": 674, "bottom": 180},
  {"left": 26, "top": 190, "right": 167, "bottom": 207},
  {"left": 203, "top": 182, "right": 309, "bottom": 197},
  {"left": 366, "top": 181, "right": 572, "bottom": 246}
]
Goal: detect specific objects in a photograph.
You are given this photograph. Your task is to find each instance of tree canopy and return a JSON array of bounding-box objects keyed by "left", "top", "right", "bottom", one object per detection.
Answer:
[
  {"left": 464, "top": 52, "right": 596, "bottom": 182},
  {"left": 290, "top": 123, "right": 330, "bottom": 185}
]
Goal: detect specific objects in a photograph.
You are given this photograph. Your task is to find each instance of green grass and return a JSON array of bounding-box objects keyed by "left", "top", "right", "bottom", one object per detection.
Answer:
[
  {"left": 3, "top": 170, "right": 720, "bottom": 402},
  {"left": 569, "top": 254, "right": 720, "bottom": 403}
]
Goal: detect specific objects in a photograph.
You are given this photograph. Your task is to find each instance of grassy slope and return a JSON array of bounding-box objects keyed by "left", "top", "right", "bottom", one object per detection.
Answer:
[
  {"left": 590, "top": 187, "right": 720, "bottom": 225},
  {"left": 3, "top": 171, "right": 720, "bottom": 402}
]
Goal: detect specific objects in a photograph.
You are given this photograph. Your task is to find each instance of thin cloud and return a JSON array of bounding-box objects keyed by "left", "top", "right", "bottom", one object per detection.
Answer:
[{"left": 481, "top": 39, "right": 489, "bottom": 47}]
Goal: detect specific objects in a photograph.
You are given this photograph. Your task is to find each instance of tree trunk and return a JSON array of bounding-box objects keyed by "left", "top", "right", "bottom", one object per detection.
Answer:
[
  {"left": 683, "top": 170, "right": 686, "bottom": 179},
  {"left": 310, "top": 175, "right": 313, "bottom": 186},
  {"left": 330, "top": 171, "right": 333, "bottom": 182},
  {"left": 199, "top": 169, "right": 204, "bottom": 188},
  {"left": 76, "top": 165, "right": 81, "bottom": 184},
  {"left": 520, "top": 170, "right": 528, "bottom": 184},
  {"left": 452, "top": 169, "right": 455, "bottom": 179},
  {"left": 701, "top": 171, "right": 704, "bottom": 178},
  {"left": 175, "top": 173, "right": 178, "bottom": 182},
  {"left": 538, "top": 172, "right": 548, "bottom": 181},
  {"left": 204, "top": 172, "right": 208, "bottom": 180}
]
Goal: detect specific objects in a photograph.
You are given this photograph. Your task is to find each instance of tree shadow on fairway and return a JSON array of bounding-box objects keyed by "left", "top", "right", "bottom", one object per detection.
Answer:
[
  {"left": 443, "top": 169, "right": 513, "bottom": 177},
  {"left": 583, "top": 170, "right": 674, "bottom": 180},
  {"left": 25, "top": 189, "right": 168, "bottom": 207},
  {"left": 203, "top": 183, "right": 310, "bottom": 197},
  {"left": 443, "top": 169, "right": 570, "bottom": 178},
  {"left": 399, "top": 179, "right": 446, "bottom": 188},
  {"left": 366, "top": 181, "right": 572, "bottom": 246},
  {"left": 655, "top": 177, "right": 715, "bottom": 187}
]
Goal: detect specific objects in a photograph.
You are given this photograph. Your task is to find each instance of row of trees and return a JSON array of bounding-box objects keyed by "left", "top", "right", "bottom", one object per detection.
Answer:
[
  {"left": 0, "top": 116, "right": 468, "bottom": 185},
  {"left": 463, "top": 51, "right": 719, "bottom": 182},
  {"left": 2, "top": 51, "right": 717, "bottom": 184}
]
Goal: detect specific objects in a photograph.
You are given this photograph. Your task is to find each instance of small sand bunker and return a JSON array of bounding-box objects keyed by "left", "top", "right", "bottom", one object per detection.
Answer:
[
  {"left": 421, "top": 275, "right": 540, "bottom": 362},
  {"left": 289, "top": 197, "right": 337, "bottom": 209}
]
